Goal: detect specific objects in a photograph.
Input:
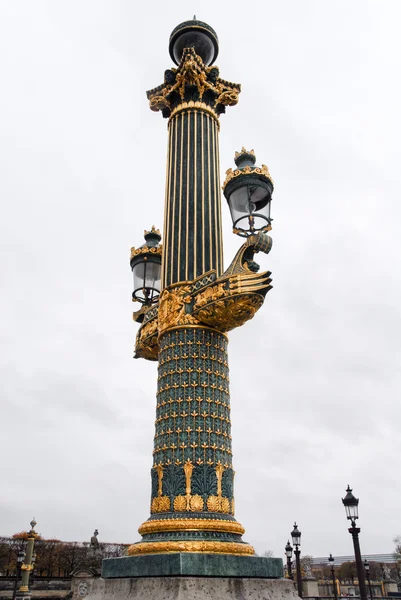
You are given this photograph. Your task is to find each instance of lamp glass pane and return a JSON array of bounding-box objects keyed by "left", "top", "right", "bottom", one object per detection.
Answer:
[
  {"left": 132, "top": 261, "right": 161, "bottom": 302},
  {"left": 145, "top": 261, "right": 161, "bottom": 297},
  {"left": 345, "top": 503, "right": 359, "bottom": 520},
  {"left": 133, "top": 262, "right": 145, "bottom": 296},
  {"left": 228, "top": 184, "right": 271, "bottom": 233}
]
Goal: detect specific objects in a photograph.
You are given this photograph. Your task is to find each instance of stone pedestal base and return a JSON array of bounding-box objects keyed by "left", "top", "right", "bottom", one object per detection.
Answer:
[
  {"left": 302, "top": 577, "right": 319, "bottom": 597},
  {"left": 85, "top": 576, "right": 298, "bottom": 600},
  {"left": 102, "top": 554, "right": 283, "bottom": 579}
]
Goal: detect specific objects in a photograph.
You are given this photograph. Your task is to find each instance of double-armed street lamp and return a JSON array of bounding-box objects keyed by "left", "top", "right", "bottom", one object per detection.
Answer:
[
  {"left": 12, "top": 550, "right": 25, "bottom": 600},
  {"left": 364, "top": 559, "right": 373, "bottom": 600},
  {"left": 328, "top": 553, "right": 338, "bottom": 600},
  {"left": 342, "top": 486, "right": 368, "bottom": 600},
  {"left": 285, "top": 540, "right": 293, "bottom": 580},
  {"left": 291, "top": 523, "right": 303, "bottom": 598},
  {"left": 128, "top": 17, "right": 275, "bottom": 560}
]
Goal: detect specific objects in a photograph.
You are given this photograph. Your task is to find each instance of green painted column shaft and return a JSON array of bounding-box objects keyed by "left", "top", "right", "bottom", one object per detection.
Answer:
[
  {"left": 162, "top": 109, "right": 223, "bottom": 288},
  {"left": 19, "top": 535, "right": 34, "bottom": 593}
]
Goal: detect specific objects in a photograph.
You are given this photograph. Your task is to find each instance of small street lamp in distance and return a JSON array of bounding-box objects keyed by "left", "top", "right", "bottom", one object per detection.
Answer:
[
  {"left": 364, "top": 559, "right": 374, "bottom": 600},
  {"left": 12, "top": 550, "right": 25, "bottom": 600},
  {"left": 328, "top": 553, "right": 338, "bottom": 600},
  {"left": 285, "top": 540, "right": 293, "bottom": 580},
  {"left": 342, "top": 486, "right": 368, "bottom": 600},
  {"left": 291, "top": 523, "right": 303, "bottom": 598}
]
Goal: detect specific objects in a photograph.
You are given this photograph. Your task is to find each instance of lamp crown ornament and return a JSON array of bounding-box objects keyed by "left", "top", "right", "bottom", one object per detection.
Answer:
[
  {"left": 144, "top": 225, "right": 161, "bottom": 239},
  {"left": 234, "top": 147, "right": 256, "bottom": 166}
]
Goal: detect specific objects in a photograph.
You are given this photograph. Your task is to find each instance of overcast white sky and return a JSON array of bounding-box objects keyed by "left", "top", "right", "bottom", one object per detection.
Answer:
[{"left": 1, "top": 0, "right": 400, "bottom": 560}]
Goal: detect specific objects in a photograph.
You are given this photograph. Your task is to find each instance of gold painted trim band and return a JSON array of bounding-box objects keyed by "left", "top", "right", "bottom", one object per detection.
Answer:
[
  {"left": 128, "top": 540, "right": 254, "bottom": 556},
  {"left": 158, "top": 324, "right": 229, "bottom": 341},
  {"left": 169, "top": 102, "right": 220, "bottom": 127},
  {"left": 138, "top": 518, "right": 245, "bottom": 536}
]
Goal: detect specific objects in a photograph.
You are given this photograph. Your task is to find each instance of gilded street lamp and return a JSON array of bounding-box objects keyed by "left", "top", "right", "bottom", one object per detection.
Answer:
[
  {"left": 285, "top": 540, "right": 294, "bottom": 580},
  {"left": 291, "top": 523, "right": 303, "bottom": 598},
  {"left": 364, "top": 560, "right": 374, "bottom": 600},
  {"left": 12, "top": 550, "right": 25, "bottom": 600},
  {"left": 342, "top": 486, "right": 368, "bottom": 600},
  {"left": 128, "top": 18, "right": 274, "bottom": 558},
  {"left": 17, "top": 519, "right": 37, "bottom": 598},
  {"left": 328, "top": 553, "right": 338, "bottom": 600}
]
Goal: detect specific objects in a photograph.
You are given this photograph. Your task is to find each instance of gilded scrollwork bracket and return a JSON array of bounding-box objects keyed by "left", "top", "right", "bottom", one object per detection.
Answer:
[{"left": 133, "top": 232, "right": 273, "bottom": 360}]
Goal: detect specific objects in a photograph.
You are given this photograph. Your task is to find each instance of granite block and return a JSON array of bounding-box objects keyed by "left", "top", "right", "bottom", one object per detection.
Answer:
[
  {"left": 86, "top": 576, "right": 298, "bottom": 600},
  {"left": 102, "top": 553, "right": 283, "bottom": 579}
]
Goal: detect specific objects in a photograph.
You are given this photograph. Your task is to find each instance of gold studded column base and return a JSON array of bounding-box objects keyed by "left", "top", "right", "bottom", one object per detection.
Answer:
[
  {"left": 138, "top": 518, "right": 245, "bottom": 536},
  {"left": 127, "top": 540, "right": 255, "bottom": 556}
]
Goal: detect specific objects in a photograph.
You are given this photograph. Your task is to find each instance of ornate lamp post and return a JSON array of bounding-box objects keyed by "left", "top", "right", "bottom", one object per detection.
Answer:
[
  {"left": 128, "top": 17, "right": 274, "bottom": 559},
  {"left": 328, "top": 554, "right": 338, "bottom": 600},
  {"left": 291, "top": 523, "right": 303, "bottom": 598},
  {"left": 17, "top": 519, "right": 37, "bottom": 599},
  {"left": 364, "top": 560, "right": 373, "bottom": 600},
  {"left": 12, "top": 550, "right": 25, "bottom": 600},
  {"left": 285, "top": 540, "right": 294, "bottom": 580},
  {"left": 342, "top": 486, "right": 368, "bottom": 600}
]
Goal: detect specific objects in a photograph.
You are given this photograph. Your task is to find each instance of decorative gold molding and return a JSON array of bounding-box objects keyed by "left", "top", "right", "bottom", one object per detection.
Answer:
[
  {"left": 194, "top": 293, "right": 264, "bottom": 333},
  {"left": 222, "top": 164, "right": 273, "bottom": 189},
  {"left": 156, "top": 464, "right": 164, "bottom": 497},
  {"left": 138, "top": 518, "right": 245, "bottom": 536},
  {"left": 130, "top": 245, "right": 163, "bottom": 260},
  {"left": 135, "top": 317, "right": 159, "bottom": 361},
  {"left": 21, "top": 564, "right": 33, "bottom": 572},
  {"left": 128, "top": 540, "right": 254, "bottom": 556},
  {"left": 158, "top": 285, "right": 198, "bottom": 336},
  {"left": 158, "top": 324, "right": 228, "bottom": 341},
  {"left": 147, "top": 48, "right": 240, "bottom": 120},
  {"left": 168, "top": 102, "right": 220, "bottom": 127},
  {"left": 173, "top": 493, "right": 205, "bottom": 512},
  {"left": 151, "top": 495, "right": 170, "bottom": 513}
]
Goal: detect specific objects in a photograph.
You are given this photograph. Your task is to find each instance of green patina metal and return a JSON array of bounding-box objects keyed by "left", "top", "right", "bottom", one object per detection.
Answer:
[{"left": 102, "top": 554, "right": 284, "bottom": 579}]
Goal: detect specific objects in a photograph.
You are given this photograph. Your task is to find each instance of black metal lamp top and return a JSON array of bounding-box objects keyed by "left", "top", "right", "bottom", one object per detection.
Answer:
[
  {"left": 291, "top": 522, "right": 301, "bottom": 547},
  {"left": 364, "top": 559, "right": 370, "bottom": 573},
  {"left": 342, "top": 485, "right": 359, "bottom": 523},
  {"left": 285, "top": 540, "right": 293, "bottom": 558},
  {"left": 328, "top": 553, "right": 335, "bottom": 566},
  {"left": 169, "top": 17, "right": 219, "bottom": 66}
]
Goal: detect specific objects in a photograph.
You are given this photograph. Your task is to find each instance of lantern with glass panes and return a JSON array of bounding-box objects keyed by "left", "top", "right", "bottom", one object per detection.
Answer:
[
  {"left": 223, "top": 148, "right": 274, "bottom": 237},
  {"left": 130, "top": 227, "right": 162, "bottom": 306},
  {"left": 342, "top": 485, "right": 359, "bottom": 525},
  {"left": 291, "top": 522, "right": 301, "bottom": 547},
  {"left": 285, "top": 540, "right": 294, "bottom": 580},
  {"left": 286, "top": 540, "right": 293, "bottom": 559}
]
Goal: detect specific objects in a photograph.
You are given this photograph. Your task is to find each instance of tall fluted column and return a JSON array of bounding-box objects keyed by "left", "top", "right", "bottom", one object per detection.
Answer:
[{"left": 163, "top": 108, "right": 223, "bottom": 287}]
